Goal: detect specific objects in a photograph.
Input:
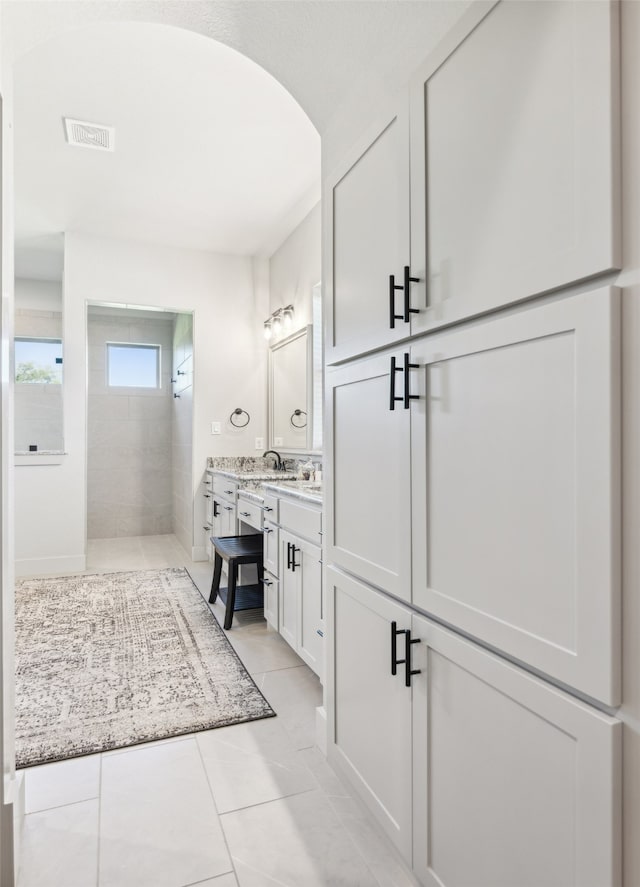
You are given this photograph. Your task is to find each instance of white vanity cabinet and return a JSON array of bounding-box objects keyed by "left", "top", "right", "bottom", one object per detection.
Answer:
[
  {"left": 325, "top": 0, "right": 620, "bottom": 366},
  {"left": 280, "top": 530, "right": 323, "bottom": 676},
  {"left": 326, "top": 567, "right": 622, "bottom": 884},
  {"left": 212, "top": 477, "right": 237, "bottom": 538}
]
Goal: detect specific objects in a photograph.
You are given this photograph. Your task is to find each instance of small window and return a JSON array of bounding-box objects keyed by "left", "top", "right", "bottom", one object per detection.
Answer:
[
  {"left": 107, "top": 343, "right": 160, "bottom": 389},
  {"left": 15, "top": 337, "right": 63, "bottom": 384}
]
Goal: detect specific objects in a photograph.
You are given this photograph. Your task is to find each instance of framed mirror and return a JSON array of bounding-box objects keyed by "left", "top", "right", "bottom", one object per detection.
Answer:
[{"left": 269, "top": 325, "right": 312, "bottom": 452}]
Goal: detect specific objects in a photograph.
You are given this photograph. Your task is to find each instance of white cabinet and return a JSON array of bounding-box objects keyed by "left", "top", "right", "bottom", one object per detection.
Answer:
[
  {"left": 410, "top": 0, "right": 620, "bottom": 336},
  {"left": 325, "top": 99, "right": 410, "bottom": 364},
  {"left": 262, "top": 571, "right": 279, "bottom": 630},
  {"left": 326, "top": 566, "right": 413, "bottom": 861},
  {"left": 325, "top": 351, "right": 411, "bottom": 602},
  {"left": 326, "top": 567, "right": 622, "bottom": 884},
  {"left": 280, "top": 529, "right": 323, "bottom": 677},
  {"left": 411, "top": 612, "right": 621, "bottom": 887},
  {"left": 328, "top": 288, "right": 620, "bottom": 705},
  {"left": 263, "top": 520, "right": 279, "bottom": 576},
  {"left": 325, "top": 0, "right": 620, "bottom": 366},
  {"left": 410, "top": 287, "right": 620, "bottom": 705}
]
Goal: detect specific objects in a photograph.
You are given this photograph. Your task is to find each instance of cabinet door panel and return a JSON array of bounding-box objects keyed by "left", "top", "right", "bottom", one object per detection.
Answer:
[
  {"left": 279, "top": 532, "right": 298, "bottom": 648},
  {"left": 412, "top": 614, "right": 621, "bottom": 887},
  {"left": 325, "top": 100, "right": 410, "bottom": 365},
  {"left": 326, "top": 351, "right": 411, "bottom": 602},
  {"left": 411, "top": 288, "right": 620, "bottom": 704},
  {"left": 263, "top": 520, "right": 279, "bottom": 577},
  {"left": 298, "top": 541, "right": 323, "bottom": 678},
  {"left": 263, "top": 572, "right": 278, "bottom": 631},
  {"left": 410, "top": 0, "right": 620, "bottom": 335},
  {"left": 326, "top": 567, "right": 412, "bottom": 862}
]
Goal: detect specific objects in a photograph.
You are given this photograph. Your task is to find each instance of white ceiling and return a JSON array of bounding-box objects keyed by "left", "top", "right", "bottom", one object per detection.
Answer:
[{"left": 6, "top": 0, "right": 470, "bottom": 276}]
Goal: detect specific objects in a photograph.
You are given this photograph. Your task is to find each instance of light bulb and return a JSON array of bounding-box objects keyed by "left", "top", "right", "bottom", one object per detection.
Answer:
[{"left": 263, "top": 321, "right": 272, "bottom": 340}]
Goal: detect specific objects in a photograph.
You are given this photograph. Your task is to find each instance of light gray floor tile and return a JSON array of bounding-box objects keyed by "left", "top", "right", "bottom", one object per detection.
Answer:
[
  {"left": 185, "top": 875, "right": 238, "bottom": 887},
  {"left": 221, "top": 789, "right": 376, "bottom": 887},
  {"left": 254, "top": 666, "right": 323, "bottom": 750},
  {"left": 197, "top": 717, "right": 315, "bottom": 814},
  {"left": 24, "top": 755, "right": 101, "bottom": 814},
  {"left": 220, "top": 621, "right": 306, "bottom": 675},
  {"left": 18, "top": 799, "right": 99, "bottom": 887},
  {"left": 99, "top": 738, "right": 232, "bottom": 887},
  {"left": 300, "top": 747, "right": 419, "bottom": 887}
]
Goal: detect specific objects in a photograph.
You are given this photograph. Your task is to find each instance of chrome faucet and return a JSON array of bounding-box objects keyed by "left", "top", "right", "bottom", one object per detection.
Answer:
[{"left": 263, "top": 450, "right": 284, "bottom": 471}]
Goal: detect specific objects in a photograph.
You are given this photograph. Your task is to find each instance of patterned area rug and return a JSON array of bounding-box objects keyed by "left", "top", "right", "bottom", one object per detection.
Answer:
[{"left": 15, "top": 567, "right": 275, "bottom": 768}]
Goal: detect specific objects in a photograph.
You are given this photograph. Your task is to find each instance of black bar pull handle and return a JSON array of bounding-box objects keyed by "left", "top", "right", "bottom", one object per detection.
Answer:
[
  {"left": 389, "top": 275, "right": 404, "bottom": 329},
  {"left": 403, "top": 353, "right": 419, "bottom": 410},
  {"left": 403, "top": 265, "right": 420, "bottom": 323},
  {"left": 213, "top": 501, "right": 219, "bottom": 517},
  {"left": 389, "top": 357, "right": 404, "bottom": 411},
  {"left": 404, "top": 630, "right": 421, "bottom": 687},
  {"left": 391, "top": 621, "right": 407, "bottom": 676},
  {"left": 286, "top": 541, "right": 291, "bottom": 570},
  {"left": 291, "top": 546, "right": 299, "bottom": 573}
]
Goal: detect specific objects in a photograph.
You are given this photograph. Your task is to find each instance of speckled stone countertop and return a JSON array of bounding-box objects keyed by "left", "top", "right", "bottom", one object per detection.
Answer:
[
  {"left": 261, "top": 480, "right": 322, "bottom": 505},
  {"left": 237, "top": 484, "right": 266, "bottom": 504},
  {"left": 214, "top": 469, "right": 298, "bottom": 482}
]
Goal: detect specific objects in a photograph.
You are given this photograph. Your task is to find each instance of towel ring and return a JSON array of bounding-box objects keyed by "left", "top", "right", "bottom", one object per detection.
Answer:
[
  {"left": 230, "top": 408, "right": 250, "bottom": 428},
  {"left": 290, "top": 409, "right": 307, "bottom": 429}
]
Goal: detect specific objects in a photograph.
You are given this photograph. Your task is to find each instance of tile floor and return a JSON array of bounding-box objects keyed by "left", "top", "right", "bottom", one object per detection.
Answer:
[{"left": 17, "top": 535, "right": 418, "bottom": 887}]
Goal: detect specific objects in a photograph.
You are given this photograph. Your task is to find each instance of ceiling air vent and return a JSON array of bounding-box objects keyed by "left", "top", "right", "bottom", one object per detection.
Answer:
[{"left": 63, "top": 117, "right": 114, "bottom": 152}]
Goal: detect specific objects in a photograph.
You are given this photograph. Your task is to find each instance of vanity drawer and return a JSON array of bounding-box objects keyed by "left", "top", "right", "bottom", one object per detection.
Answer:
[
  {"left": 237, "top": 499, "right": 263, "bottom": 531},
  {"left": 264, "top": 520, "right": 279, "bottom": 577},
  {"left": 262, "top": 494, "right": 279, "bottom": 521},
  {"left": 213, "top": 476, "right": 238, "bottom": 501},
  {"left": 279, "top": 498, "right": 322, "bottom": 545},
  {"left": 262, "top": 571, "right": 279, "bottom": 630}
]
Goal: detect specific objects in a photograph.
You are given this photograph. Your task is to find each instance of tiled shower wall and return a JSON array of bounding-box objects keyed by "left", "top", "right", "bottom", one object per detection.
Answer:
[
  {"left": 172, "top": 313, "right": 193, "bottom": 555},
  {"left": 87, "top": 309, "right": 174, "bottom": 539}
]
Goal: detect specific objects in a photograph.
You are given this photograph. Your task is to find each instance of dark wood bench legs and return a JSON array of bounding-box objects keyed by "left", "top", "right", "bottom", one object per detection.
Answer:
[{"left": 209, "top": 552, "right": 223, "bottom": 604}]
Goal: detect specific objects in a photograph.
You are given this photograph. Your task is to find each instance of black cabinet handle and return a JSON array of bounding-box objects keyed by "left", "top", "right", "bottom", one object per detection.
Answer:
[
  {"left": 213, "top": 502, "right": 219, "bottom": 517},
  {"left": 291, "top": 546, "right": 300, "bottom": 572},
  {"left": 403, "top": 265, "right": 420, "bottom": 323},
  {"left": 389, "top": 275, "right": 404, "bottom": 329},
  {"left": 264, "top": 506, "right": 273, "bottom": 512},
  {"left": 264, "top": 527, "right": 272, "bottom": 534},
  {"left": 224, "top": 489, "right": 234, "bottom": 495},
  {"left": 204, "top": 493, "right": 210, "bottom": 499},
  {"left": 389, "top": 357, "right": 404, "bottom": 411},
  {"left": 391, "top": 621, "right": 407, "bottom": 676},
  {"left": 224, "top": 505, "right": 233, "bottom": 511},
  {"left": 287, "top": 541, "right": 292, "bottom": 570},
  {"left": 404, "top": 630, "right": 421, "bottom": 687},
  {"left": 403, "top": 353, "right": 419, "bottom": 410},
  {"left": 240, "top": 511, "right": 251, "bottom": 517},
  {"left": 260, "top": 577, "right": 273, "bottom": 587}
]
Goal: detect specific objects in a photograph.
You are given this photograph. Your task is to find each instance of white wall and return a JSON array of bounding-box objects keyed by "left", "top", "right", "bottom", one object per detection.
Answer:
[
  {"left": 269, "top": 202, "right": 320, "bottom": 327},
  {"left": 14, "top": 232, "right": 266, "bottom": 573},
  {"left": 619, "top": 3, "right": 640, "bottom": 884}
]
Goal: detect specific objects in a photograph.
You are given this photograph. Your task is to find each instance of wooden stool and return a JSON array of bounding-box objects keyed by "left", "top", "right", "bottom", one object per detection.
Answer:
[{"left": 209, "top": 534, "right": 264, "bottom": 630}]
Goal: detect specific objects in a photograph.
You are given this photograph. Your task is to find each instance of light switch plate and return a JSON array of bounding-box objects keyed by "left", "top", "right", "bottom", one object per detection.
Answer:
[
  {"left": 255, "top": 437, "right": 264, "bottom": 450},
  {"left": 211, "top": 422, "right": 221, "bottom": 435}
]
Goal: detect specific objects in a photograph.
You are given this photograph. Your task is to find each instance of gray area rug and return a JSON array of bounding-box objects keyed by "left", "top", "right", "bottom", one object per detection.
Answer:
[{"left": 15, "top": 567, "right": 275, "bottom": 768}]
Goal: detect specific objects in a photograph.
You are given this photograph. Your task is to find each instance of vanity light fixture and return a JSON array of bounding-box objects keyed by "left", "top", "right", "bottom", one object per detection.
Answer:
[{"left": 263, "top": 305, "right": 295, "bottom": 341}]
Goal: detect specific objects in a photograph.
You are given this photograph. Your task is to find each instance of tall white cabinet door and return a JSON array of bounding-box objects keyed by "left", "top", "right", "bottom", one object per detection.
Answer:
[
  {"left": 326, "top": 350, "right": 411, "bottom": 602},
  {"left": 326, "top": 567, "right": 413, "bottom": 862},
  {"left": 325, "top": 98, "right": 411, "bottom": 365},
  {"left": 410, "top": 288, "right": 621, "bottom": 705},
  {"left": 410, "top": 0, "right": 621, "bottom": 335},
  {"left": 412, "top": 614, "right": 621, "bottom": 887}
]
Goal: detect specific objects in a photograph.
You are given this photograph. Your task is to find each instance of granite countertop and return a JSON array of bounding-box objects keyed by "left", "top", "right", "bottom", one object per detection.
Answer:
[
  {"left": 237, "top": 483, "right": 266, "bottom": 504},
  {"left": 261, "top": 480, "right": 323, "bottom": 505},
  {"left": 214, "top": 469, "right": 298, "bottom": 482}
]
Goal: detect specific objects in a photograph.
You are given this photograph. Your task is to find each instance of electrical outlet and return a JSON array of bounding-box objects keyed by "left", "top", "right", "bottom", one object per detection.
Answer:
[
  {"left": 274, "top": 436, "right": 284, "bottom": 447},
  {"left": 211, "top": 421, "right": 221, "bottom": 435},
  {"left": 255, "top": 437, "right": 264, "bottom": 450}
]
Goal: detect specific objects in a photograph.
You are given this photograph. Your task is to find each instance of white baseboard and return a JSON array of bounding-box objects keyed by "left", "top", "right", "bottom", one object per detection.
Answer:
[
  {"left": 191, "top": 545, "right": 208, "bottom": 562},
  {"left": 15, "top": 554, "right": 86, "bottom": 577}
]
